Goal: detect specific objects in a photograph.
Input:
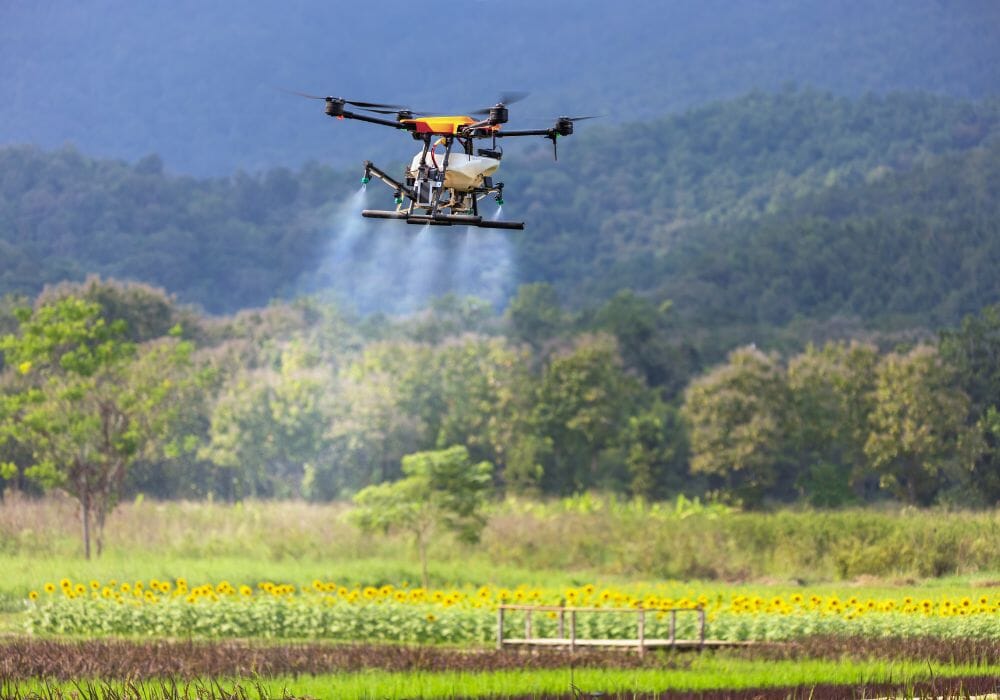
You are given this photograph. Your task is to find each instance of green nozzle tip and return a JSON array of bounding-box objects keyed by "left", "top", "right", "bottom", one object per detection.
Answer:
[{"left": 361, "top": 176, "right": 371, "bottom": 184}]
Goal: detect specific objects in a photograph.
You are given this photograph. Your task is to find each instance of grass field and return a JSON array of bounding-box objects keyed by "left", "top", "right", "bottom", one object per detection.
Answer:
[
  {"left": 6, "top": 656, "right": 1000, "bottom": 699},
  {"left": 6, "top": 495, "right": 1000, "bottom": 698}
]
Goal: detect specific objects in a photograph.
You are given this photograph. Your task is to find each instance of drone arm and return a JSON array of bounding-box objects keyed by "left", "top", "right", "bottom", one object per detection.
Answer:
[
  {"left": 493, "top": 129, "right": 555, "bottom": 138},
  {"left": 495, "top": 129, "right": 564, "bottom": 159},
  {"left": 338, "top": 110, "right": 415, "bottom": 131},
  {"left": 363, "top": 160, "right": 416, "bottom": 200}
]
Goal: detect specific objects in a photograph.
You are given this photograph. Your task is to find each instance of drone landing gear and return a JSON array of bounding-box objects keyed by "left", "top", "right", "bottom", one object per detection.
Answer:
[{"left": 361, "top": 210, "right": 524, "bottom": 230}]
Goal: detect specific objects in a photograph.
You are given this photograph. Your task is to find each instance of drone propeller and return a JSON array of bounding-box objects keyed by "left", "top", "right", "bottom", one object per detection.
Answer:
[
  {"left": 469, "top": 91, "right": 530, "bottom": 117},
  {"left": 545, "top": 116, "right": 601, "bottom": 160},
  {"left": 279, "top": 89, "right": 407, "bottom": 110}
]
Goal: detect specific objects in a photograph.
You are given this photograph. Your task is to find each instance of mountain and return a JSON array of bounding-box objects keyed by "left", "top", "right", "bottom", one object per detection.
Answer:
[
  {"left": 2, "top": 91, "right": 998, "bottom": 337},
  {"left": 2, "top": 1, "right": 998, "bottom": 175}
]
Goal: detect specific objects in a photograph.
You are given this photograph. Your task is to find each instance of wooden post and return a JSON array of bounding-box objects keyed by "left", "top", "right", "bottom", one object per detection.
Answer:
[
  {"left": 570, "top": 609, "right": 576, "bottom": 652},
  {"left": 496, "top": 606, "right": 505, "bottom": 650},
  {"left": 637, "top": 608, "right": 646, "bottom": 657},
  {"left": 558, "top": 607, "right": 565, "bottom": 639},
  {"left": 525, "top": 609, "right": 532, "bottom": 640},
  {"left": 669, "top": 609, "right": 676, "bottom": 646},
  {"left": 698, "top": 608, "right": 706, "bottom": 649}
]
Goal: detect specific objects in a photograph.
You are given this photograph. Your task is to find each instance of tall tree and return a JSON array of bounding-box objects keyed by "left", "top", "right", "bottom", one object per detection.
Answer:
[
  {"left": 588, "top": 291, "right": 696, "bottom": 397},
  {"left": 681, "top": 346, "right": 788, "bottom": 506},
  {"left": 621, "top": 400, "right": 688, "bottom": 500},
  {"left": 939, "top": 303, "right": 1000, "bottom": 503},
  {"left": 531, "top": 334, "right": 644, "bottom": 493},
  {"left": 504, "top": 283, "right": 567, "bottom": 351},
  {"left": 785, "top": 341, "right": 879, "bottom": 505},
  {"left": 200, "top": 340, "right": 336, "bottom": 499},
  {"left": 0, "top": 297, "right": 196, "bottom": 557},
  {"left": 863, "top": 345, "right": 969, "bottom": 504}
]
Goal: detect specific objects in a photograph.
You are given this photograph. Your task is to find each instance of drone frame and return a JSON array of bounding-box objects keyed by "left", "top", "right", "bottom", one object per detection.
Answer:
[{"left": 319, "top": 95, "right": 579, "bottom": 230}]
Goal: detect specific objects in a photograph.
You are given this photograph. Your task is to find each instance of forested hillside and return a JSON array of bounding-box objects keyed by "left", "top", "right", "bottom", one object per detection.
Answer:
[
  {"left": 3, "top": 0, "right": 998, "bottom": 174},
  {"left": 0, "top": 148, "right": 352, "bottom": 312},
  {"left": 508, "top": 90, "right": 1000, "bottom": 296},
  {"left": 2, "top": 91, "right": 999, "bottom": 338},
  {"left": 648, "top": 140, "right": 1000, "bottom": 331}
]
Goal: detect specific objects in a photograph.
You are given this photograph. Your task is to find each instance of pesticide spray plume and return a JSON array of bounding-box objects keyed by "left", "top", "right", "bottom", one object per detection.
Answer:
[{"left": 304, "top": 190, "right": 517, "bottom": 314}]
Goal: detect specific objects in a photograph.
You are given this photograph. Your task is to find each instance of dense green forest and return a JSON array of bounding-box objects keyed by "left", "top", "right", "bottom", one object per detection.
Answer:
[
  {"left": 2, "top": 278, "right": 1000, "bottom": 517},
  {"left": 3, "top": 89, "right": 1000, "bottom": 526},
  {"left": 3, "top": 90, "right": 999, "bottom": 331}
]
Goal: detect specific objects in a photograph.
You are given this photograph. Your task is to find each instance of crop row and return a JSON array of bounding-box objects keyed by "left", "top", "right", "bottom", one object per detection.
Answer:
[
  {"left": 11, "top": 636, "right": 1000, "bottom": 681},
  {"left": 26, "top": 578, "right": 1000, "bottom": 642},
  {"left": 5, "top": 675, "right": 1000, "bottom": 700},
  {"left": 0, "top": 639, "right": 666, "bottom": 681}
]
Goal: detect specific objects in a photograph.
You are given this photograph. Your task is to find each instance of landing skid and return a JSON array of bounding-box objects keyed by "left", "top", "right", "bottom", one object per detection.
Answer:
[{"left": 362, "top": 210, "right": 524, "bottom": 230}]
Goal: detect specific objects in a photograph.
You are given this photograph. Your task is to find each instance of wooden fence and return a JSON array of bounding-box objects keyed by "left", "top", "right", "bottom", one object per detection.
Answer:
[{"left": 495, "top": 604, "right": 714, "bottom": 655}]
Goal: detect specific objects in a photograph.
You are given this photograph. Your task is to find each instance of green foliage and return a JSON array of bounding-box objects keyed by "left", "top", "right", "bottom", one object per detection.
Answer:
[
  {"left": 503, "top": 283, "right": 566, "bottom": 350},
  {"left": 200, "top": 341, "right": 336, "bottom": 499},
  {"left": 0, "top": 296, "right": 198, "bottom": 557},
  {"left": 785, "top": 342, "right": 878, "bottom": 505},
  {"left": 9, "top": 498, "right": 1000, "bottom": 591},
  {"left": 939, "top": 303, "right": 1000, "bottom": 504},
  {"left": 682, "top": 347, "right": 788, "bottom": 506},
  {"left": 863, "top": 346, "right": 970, "bottom": 505},
  {"left": 641, "top": 135, "right": 1000, "bottom": 338},
  {"left": 530, "top": 335, "right": 647, "bottom": 494},
  {"left": 0, "top": 146, "right": 351, "bottom": 313},
  {"left": 351, "top": 446, "right": 493, "bottom": 587},
  {"left": 512, "top": 91, "right": 1000, "bottom": 323},
  {"left": 4, "top": 91, "right": 999, "bottom": 333}
]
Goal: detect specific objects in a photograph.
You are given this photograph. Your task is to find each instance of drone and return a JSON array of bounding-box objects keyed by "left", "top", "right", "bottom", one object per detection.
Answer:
[{"left": 297, "top": 91, "right": 592, "bottom": 230}]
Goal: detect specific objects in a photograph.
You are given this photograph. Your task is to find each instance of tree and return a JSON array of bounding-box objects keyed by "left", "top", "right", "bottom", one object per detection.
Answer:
[
  {"left": 200, "top": 340, "right": 336, "bottom": 499},
  {"left": 531, "top": 334, "right": 645, "bottom": 493},
  {"left": 432, "top": 335, "right": 532, "bottom": 471},
  {"left": 328, "top": 340, "right": 437, "bottom": 490},
  {"left": 621, "top": 400, "right": 688, "bottom": 500},
  {"left": 681, "top": 346, "right": 788, "bottom": 506},
  {"left": 588, "top": 291, "right": 696, "bottom": 397},
  {"left": 785, "top": 341, "right": 878, "bottom": 505},
  {"left": 863, "top": 345, "right": 969, "bottom": 504},
  {"left": 349, "top": 445, "right": 493, "bottom": 588},
  {"left": 939, "top": 303, "right": 1000, "bottom": 503},
  {"left": 504, "top": 283, "right": 567, "bottom": 350},
  {"left": 0, "top": 297, "right": 195, "bottom": 557}
]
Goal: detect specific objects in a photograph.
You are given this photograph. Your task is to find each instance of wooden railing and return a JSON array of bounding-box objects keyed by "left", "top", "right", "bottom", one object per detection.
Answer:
[{"left": 496, "top": 604, "right": 706, "bottom": 655}]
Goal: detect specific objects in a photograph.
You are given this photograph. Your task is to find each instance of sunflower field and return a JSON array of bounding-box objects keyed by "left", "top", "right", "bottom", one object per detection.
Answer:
[{"left": 25, "top": 578, "right": 1000, "bottom": 643}]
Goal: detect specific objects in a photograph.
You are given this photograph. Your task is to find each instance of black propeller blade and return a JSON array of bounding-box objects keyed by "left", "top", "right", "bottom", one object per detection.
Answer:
[
  {"left": 470, "top": 91, "right": 530, "bottom": 116},
  {"left": 279, "top": 89, "right": 407, "bottom": 110}
]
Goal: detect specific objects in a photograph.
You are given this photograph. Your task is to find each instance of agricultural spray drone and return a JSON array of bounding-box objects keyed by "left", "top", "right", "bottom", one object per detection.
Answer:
[{"left": 295, "top": 91, "right": 592, "bottom": 230}]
